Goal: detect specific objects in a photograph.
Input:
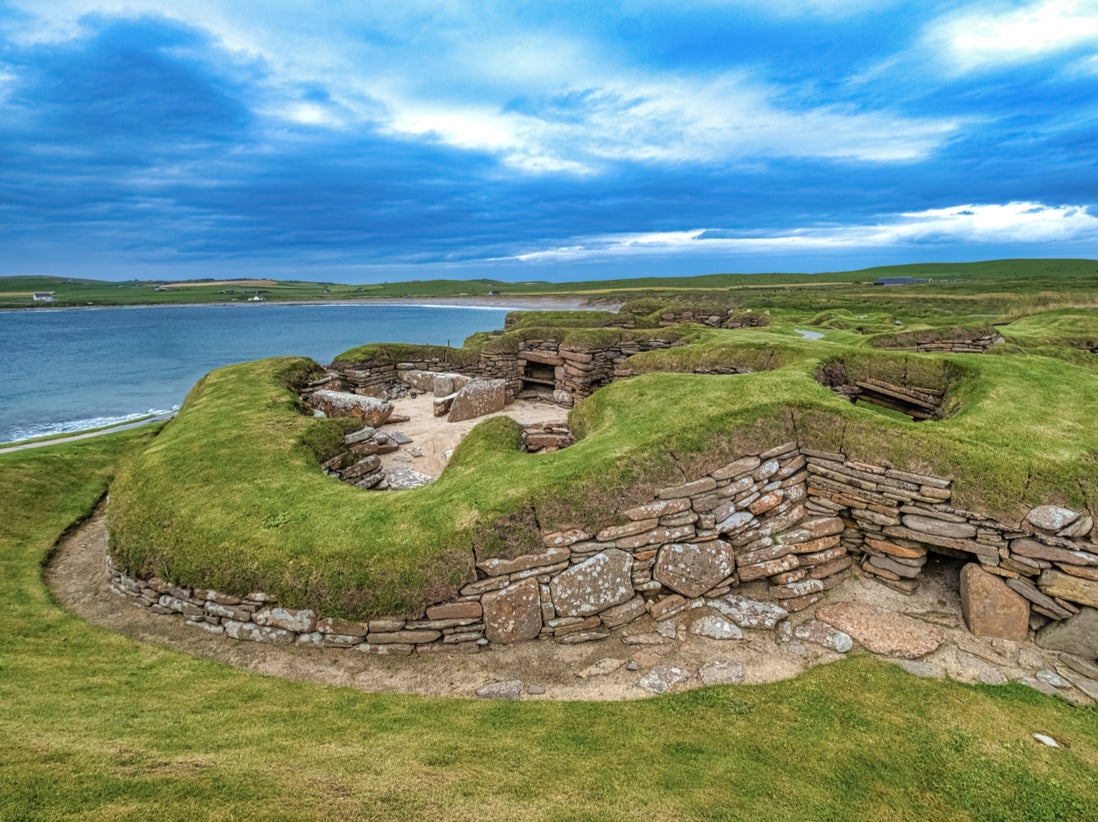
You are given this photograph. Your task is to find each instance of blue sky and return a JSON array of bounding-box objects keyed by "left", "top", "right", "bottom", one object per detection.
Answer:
[{"left": 1, "top": 1, "right": 1097, "bottom": 282}]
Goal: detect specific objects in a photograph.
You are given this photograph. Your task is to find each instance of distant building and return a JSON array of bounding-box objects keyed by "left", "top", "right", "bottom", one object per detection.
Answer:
[
  {"left": 248, "top": 294, "right": 267, "bottom": 302},
  {"left": 32, "top": 292, "right": 54, "bottom": 302},
  {"left": 873, "top": 277, "right": 931, "bottom": 286},
  {"left": 155, "top": 285, "right": 176, "bottom": 292}
]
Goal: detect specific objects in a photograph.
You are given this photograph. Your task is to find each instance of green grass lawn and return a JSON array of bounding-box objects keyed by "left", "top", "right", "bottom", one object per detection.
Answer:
[{"left": 2, "top": 431, "right": 1097, "bottom": 820}]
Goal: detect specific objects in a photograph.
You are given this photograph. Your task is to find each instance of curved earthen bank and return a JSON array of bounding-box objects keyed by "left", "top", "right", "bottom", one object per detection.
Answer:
[{"left": 108, "top": 440, "right": 1098, "bottom": 673}]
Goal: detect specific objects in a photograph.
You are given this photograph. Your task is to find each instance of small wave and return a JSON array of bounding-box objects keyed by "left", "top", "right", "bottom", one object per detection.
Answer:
[{"left": 4, "top": 408, "right": 176, "bottom": 443}]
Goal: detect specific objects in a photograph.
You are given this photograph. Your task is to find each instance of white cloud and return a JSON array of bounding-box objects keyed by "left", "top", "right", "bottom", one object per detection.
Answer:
[
  {"left": 928, "top": 0, "right": 1098, "bottom": 70},
  {"left": 384, "top": 73, "right": 959, "bottom": 173},
  {"left": 1, "top": 1, "right": 960, "bottom": 172},
  {"left": 509, "top": 203, "right": 1098, "bottom": 261}
]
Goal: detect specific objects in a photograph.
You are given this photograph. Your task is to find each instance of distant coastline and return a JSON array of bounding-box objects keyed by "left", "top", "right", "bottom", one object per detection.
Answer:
[{"left": 0, "top": 294, "right": 605, "bottom": 313}]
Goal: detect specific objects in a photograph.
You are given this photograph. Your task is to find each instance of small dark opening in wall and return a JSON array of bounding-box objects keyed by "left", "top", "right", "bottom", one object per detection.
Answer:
[
  {"left": 520, "top": 361, "right": 557, "bottom": 398},
  {"left": 816, "top": 360, "right": 948, "bottom": 422},
  {"left": 523, "top": 361, "right": 556, "bottom": 385},
  {"left": 519, "top": 380, "right": 555, "bottom": 399}
]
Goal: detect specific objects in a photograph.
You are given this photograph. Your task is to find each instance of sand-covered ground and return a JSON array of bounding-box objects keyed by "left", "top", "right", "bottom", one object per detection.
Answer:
[{"left": 379, "top": 393, "right": 569, "bottom": 480}]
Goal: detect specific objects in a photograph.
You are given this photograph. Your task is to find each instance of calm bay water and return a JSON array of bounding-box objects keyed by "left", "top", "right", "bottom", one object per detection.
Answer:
[{"left": 0, "top": 303, "right": 511, "bottom": 443}]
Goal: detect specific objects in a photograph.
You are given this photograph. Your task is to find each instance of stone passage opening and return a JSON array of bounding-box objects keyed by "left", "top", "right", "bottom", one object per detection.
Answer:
[
  {"left": 816, "top": 360, "right": 947, "bottom": 422},
  {"left": 852, "top": 378, "right": 943, "bottom": 421},
  {"left": 520, "top": 356, "right": 559, "bottom": 399}
]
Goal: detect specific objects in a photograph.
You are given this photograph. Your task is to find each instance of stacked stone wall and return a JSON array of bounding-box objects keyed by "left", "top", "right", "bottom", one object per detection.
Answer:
[
  {"left": 874, "top": 333, "right": 1005, "bottom": 353},
  {"left": 109, "top": 442, "right": 1098, "bottom": 663}
]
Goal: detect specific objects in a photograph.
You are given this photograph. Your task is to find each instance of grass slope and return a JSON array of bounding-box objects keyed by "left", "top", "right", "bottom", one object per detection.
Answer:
[
  {"left": 108, "top": 316, "right": 1098, "bottom": 619},
  {"left": 1, "top": 433, "right": 1097, "bottom": 819}
]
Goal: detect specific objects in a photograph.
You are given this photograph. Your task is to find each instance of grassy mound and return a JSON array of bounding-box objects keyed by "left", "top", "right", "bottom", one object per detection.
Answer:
[{"left": 108, "top": 311, "right": 1098, "bottom": 619}]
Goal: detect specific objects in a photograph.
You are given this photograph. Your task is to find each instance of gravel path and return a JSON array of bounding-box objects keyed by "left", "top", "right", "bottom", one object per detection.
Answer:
[{"left": 45, "top": 505, "right": 1089, "bottom": 702}]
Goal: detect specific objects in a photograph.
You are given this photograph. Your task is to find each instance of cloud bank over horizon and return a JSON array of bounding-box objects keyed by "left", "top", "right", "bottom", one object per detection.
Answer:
[{"left": 1, "top": 1, "right": 1097, "bottom": 281}]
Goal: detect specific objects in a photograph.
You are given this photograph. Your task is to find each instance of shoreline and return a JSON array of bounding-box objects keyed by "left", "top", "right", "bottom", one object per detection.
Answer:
[
  {"left": 0, "top": 296, "right": 613, "bottom": 446},
  {"left": 0, "top": 294, "right": 615, "bottom": 313}
]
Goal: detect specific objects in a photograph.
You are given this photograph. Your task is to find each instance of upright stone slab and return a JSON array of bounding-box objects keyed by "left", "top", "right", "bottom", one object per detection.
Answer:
[
  {"left": 653, "top": 541, "right": 736, "bottom": 598},
  {"left": 482, "top": 578, "right": 542, "bottom": 644},
  {"left": 448, "top": 379, "right": 507, "bottom": 422},
  {"left": 959, "top": 563, "right": 1029, "bottom": 641},
  {"left": 550, "top": 549, "right": 634, "bottom": 618}
]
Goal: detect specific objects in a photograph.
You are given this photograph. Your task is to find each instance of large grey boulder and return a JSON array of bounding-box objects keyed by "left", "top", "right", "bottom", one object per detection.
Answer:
[
  {"left": 432, "top": 373, "right": 473, "bottom": 397},
  {"left": 447, "top": 379, "right": 507, "bottom": 422},
  {"left": 309, "top": 390, "right": 393, "bottom": 427},
  {"left": 653, "top": 540, "right": 736, "bottom": 598},
  {"left": 550, "top": 549, "right": 634, "bottom": 617}
]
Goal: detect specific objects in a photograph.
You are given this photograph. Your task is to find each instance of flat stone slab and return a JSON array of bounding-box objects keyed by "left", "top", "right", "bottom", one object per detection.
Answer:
[
  {"left": 550, "top": 549, "right": 634, "bottom": 618},
  {"left": 638, "top": 666, "right": 691, "bottom": 694},
  {"left": 792, "top": 620, "right": 853, "bottom": 653},
  {"left": 475, "top": 680, "right": 524, "bottom": 700},
  {"left": 816, "top": 602, "right": 944, "bottom": 659},
  {"left": 1038, "top": 570, "right": 1098, "bottom": 608},
  {"left": 699, "top": 660, "right": 745, "bottom": 685},
  {"left": 708, "top": 594, "right": 788, "bottom": 630},
  {"left": 1026, "top": 505, "right": 1081, "bottom": 532},
  {"left": 385, "top": 468, "right": 434, "bottom": 489},
  {"left": 688, "top": 614, "right": 743, "bottom": 641}
]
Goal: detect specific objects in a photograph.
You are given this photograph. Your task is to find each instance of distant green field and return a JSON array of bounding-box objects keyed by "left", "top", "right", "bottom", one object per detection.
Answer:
[{"left": 3, "top": 258, "right": 1096, "bottom": 316}]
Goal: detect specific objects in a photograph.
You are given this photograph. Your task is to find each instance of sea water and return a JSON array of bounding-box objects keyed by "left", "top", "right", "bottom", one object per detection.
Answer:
[{"left": 0, "top": 303, "right": 512, "bottom": 443}]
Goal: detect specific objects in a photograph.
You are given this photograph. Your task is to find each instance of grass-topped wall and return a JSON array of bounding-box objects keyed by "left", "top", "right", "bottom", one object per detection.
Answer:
[{"left": 107, "top": 319, "right": 1098, "bottom": 620}]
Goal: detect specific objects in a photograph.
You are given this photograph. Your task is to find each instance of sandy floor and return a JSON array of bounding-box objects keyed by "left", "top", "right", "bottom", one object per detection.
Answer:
[
  {"left": 46, "top": 508, "right": 1089, "bottom": 702},
  {"left": 379, "top": 393, "right": 570, "bottom": 480}
]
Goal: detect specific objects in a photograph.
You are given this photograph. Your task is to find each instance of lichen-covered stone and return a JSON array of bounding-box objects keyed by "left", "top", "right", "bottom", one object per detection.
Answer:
[
  {"left": 653, "top": 540, "right": 736, "bottom": 598},
  {"left": 599, "top": 596, "right": 647, "bottom": 628},
  {"left": 252, "top": 607, "right": 317, "bottom": 634},
  {"left": 637, "top": 666, "right": 691, "bottom": 694},
  {"left": 477, "top": 545, "right": 571, "bottom": 577},
  {"left": 689, "top": 614, "right": 743, "bottom": 640},
  {"left": 309, "top": 390, "right": 393, "bottom": 427},
  {"left": 475, "top": 679, "right": 524, "bottom": 699},
  {"left": 793, "top": 620, "right": 853, "bottom": 653},
  {"left": 223, "top": 620, "right": 296, "bottom": 645},
  {"left": 1026, "top": 505, "right": 1081, "bottom": 532},
  {"left": 447, "top": 379, "right": 507, "bottom": 422},
  {"left": 901, "top": 515, "right": 977, "bottom": 540},
  {"left": 550, "top": 549, "right": 634, "bottom": 617},
  {"left": 699, "top": 660, "right": 745, "bottom": 685},
  {"left": 708, "top": 594, "right": 788, "bottom": 629},
  {"left": 482, "top": 578, "right": 543, "bottom": 644}
]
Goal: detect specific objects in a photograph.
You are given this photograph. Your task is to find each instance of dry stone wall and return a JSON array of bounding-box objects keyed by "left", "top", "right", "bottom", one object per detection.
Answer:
[
  {"left": 873, "top": 332, "right": 1005, "bottom": 353},
  {"left": 108, "top": 441, "right": 1098, "bottom": 669}
]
